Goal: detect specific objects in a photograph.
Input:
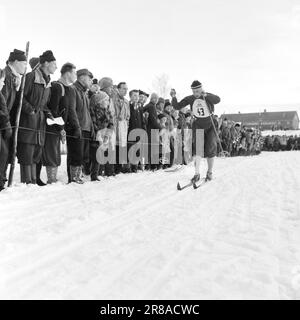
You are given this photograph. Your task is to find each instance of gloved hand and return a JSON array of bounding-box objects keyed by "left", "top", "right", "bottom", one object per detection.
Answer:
[
  {"left": 47, "top": 113, "right": 55, "bottom": 120},
  {"left": 74, "top": 127, "right": 82, "bottom": 139},
  {"left": 60, "top": 129, "right": 66, "bottom": 144},
  {"left": 4, "top": 126, "right": 12, "bottom": 139}
]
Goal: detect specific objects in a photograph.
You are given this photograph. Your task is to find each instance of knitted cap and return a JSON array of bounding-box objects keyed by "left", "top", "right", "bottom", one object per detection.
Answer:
[
  {"left": 191, "top": 80, "right": 202, "bottom": 89},
  {"left": 8, "top": 49, "right": 26, "bottom": 62},
  {"left": 39, "top": 50, "right": 56, "bottom": 64}
]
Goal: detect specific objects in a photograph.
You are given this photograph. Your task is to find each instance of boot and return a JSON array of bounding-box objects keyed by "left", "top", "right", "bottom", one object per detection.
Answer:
[
  {"left": 191, "top": 173, "right": 200, "bottom": 183},
  {"left": 70, "top": 165, "right": 77, "bottom": 183},
  {"left": 36, "top": 162, "right": 46, "bottom": 186},
  {"left": 205, "top": 171, "right": 213, "bottom": 181},
  {"left": 0, "top": 175, "right": 4, "bottom": 192},
  {"left": 20, "top": 165, "right": 26, "bottom": 183},
  {"left": 70, "top": 166, "right": 84, "bottom": 184},
  {"left": 76, "top": 166, "right": 84, "bottom": 184},
  {"left": 23, "top": 165, "right": 32, "bottom": 184},
  {"left": 53, "top": 167, "right": 58, "bottom": 183},
  {"left": 46, "top": 166, "right": 58, "bottom": 184}
]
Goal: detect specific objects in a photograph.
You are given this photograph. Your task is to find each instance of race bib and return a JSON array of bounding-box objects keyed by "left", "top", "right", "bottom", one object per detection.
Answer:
[{"left": 192, "top": 99, "right": 210, "bottom": 118}]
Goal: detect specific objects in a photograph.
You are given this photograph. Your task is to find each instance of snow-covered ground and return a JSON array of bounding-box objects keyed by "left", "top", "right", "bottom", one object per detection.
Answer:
[{"left": 1, "top": 152, "right": 300, "bottom": 300}]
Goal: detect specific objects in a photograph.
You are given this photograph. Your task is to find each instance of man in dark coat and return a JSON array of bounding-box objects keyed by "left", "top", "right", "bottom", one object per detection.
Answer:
[
  {"left": 42, "top": 62, "right": 79, "bottom": 183},
  {"left": 17, "top": 50, "right": 56, "bottom": 184},
  {"left": 67, "top": 69, "right": 94, "bottom": 183},
  {"left": 0, "top": 69, "right": 10, "bottom": 191},
  {"left": 171, "top": 80, "right": 220, "bottom": 182},
  {"left": 144, "top": 93, "right": 161, "bottom": 170},
  {"left": 128, "top": 89, "right": 147, "bottom": 172},
  {"left": 0, "top": 49, "right": 27, "bottom": 187}
]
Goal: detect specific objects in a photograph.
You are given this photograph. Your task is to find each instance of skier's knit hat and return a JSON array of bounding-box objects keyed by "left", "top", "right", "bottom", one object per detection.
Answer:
[
  {"left": 29, "top": 57, "right": 40, "bottom": 70},
  {"left": 8, "top": 49, "right": 26, "bottom": 62},
  {"left": 77, "top": 69, "right": 93, "bottom": 78},
  {"left": 99, "top": 77, "right": 113, "bottom": 90},
  {"left": 191, "top": 80, "right": 202, "bottom": 89},
  {"left": 39, "top": 50, "right": 56, "bottom": 64}
]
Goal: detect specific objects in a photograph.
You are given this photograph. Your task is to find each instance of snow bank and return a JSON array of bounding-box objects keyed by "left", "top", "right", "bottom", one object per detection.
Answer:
[
  {"left": 261, "top": 130, "right": 300, "bottom": 137},
  {"left": 1, "top": 152, "right": 300, "bottom": 299}
]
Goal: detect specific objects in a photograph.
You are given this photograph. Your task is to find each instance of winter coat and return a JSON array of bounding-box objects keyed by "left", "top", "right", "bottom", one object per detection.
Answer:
[
  {"left": 144, "top": 101, "right": 162, "bottom": 157},
  {"left": 49, "top": 81, "right": 80, "bottom": 134},
  {"left": 128, "top": 102, "right": 146, "bottom": 132},
  {"left": 90, "top": 91, "right": 111, "bottom": 132},
  {"left": 73, "top": 80, "right": 94, "bottom": 136},
  {"left": 112, "top": 93, "right": 130, "bottom": 147},
  {"left": 1, "top": 65, "right": 20, "bottom": 116},
  {"left": 0, "top": 92, "right": 10, "bottom": 130},
  {"left": 18, "top": 68, "right": 52, "bottom": 146},
  {"left": 172, "top": 93, "right": 220, "bottom": 129}
]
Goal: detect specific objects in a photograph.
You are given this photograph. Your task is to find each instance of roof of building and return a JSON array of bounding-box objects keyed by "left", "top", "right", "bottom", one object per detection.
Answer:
[{"left": 221, "top": 111, "right": 299, "bottom": 123}]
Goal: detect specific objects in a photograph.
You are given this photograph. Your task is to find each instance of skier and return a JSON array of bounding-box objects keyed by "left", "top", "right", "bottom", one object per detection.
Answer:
[{"left": 171, "top": 80, "right": 220, "bottom": 183}]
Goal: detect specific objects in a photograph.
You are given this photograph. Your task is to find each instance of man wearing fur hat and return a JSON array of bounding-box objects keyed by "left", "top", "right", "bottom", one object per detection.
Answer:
[
  {"left": 0, "top": 49, "right": 27, "bottom": 188},
  {"left": 17, "top": 50, "right": 56, "bottom": 185},
  {"left": 171, "top": 81, "right": 220, "bottom": 183}
]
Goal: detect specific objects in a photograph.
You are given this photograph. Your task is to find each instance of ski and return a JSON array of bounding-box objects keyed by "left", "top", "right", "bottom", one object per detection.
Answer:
[
  {"left": 193, "top": 177, "right": 214, "bottom": 189},
  {"left": 177, "top": 181, "right": 193, "bottom": 191},
  {"left": 193, "top": 179, "right": 207, "bottom": 189}
]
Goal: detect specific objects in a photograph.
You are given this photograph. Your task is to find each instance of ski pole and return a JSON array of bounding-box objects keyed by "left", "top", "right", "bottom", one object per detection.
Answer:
[{"left": 8, "top": 41, "right": 30, "bottom": 187}]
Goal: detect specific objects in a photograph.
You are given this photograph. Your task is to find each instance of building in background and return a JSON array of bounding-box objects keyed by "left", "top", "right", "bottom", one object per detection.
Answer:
[{"left": 221, "top": 110, "right": 299, "bottom": 130}]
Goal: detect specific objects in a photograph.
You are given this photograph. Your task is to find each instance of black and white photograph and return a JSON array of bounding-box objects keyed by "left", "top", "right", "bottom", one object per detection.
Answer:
[{"left": 1, "top": 0, "right": 300, "bottom": 304}]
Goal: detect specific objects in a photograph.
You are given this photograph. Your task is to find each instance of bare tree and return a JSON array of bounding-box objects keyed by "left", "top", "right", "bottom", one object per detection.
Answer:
[{"left": 152, "top": 73, "right": 170, "bottom": 98}]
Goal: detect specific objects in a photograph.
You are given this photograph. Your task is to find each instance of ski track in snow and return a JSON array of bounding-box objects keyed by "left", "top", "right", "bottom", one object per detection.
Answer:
[{"left": 0, "top": 152, "right": 300, "bottom": 299}]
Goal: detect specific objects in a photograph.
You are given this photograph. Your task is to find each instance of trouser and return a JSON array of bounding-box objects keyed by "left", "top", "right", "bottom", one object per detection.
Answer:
[
  {"left": 66, "top": 130, "right": 90, "bottom": 181},
  {"left": 17, "top": 142, "right": 43, "bottom": 165},
  {"left": 42, "top": 131, "right": 61, "bottom": 167},
  {"left": 0, "top": 134, "right": 9, "bottom": 188},
  {"left": 192, "top": 124, "right": 217, "bottom": 158},
  {"left": 90, "top": 141, "right": 100, "bottom": 180}
]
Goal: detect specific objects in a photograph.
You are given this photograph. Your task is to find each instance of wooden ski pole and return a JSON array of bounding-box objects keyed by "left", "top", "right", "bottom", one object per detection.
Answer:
[{"left": 8, "top": 41, "right": 30, "bottom": 187}]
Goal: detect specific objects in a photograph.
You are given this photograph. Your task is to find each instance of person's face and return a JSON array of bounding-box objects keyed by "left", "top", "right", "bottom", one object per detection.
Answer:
[
  {"left": 90, "top": 84, "right": 100, "bottom": 93},
  {"left": 0, "top": 77, "right": 5, "bottom": 91},
  {"left": 139, "top": 94, "right": 145, "bottom": 104},
  {"left": 160, "top": 117, "right": 167, "bottom": 125},
  {"left": 46, "top": 61, "right": 57, "bottom": 74},
  {"left": 157, "top": 102, "right": 164, "bottom": 111},
  {"left": 165, "top": 105, "right": 172, "bottom": 113},
  {"left": 14, "top": 60, "right": 27, "bottom": 75},
  {"left": 143, "top": 95, "right": 148, "bottom": 104},
  {"left": 79, "top": 75, "right": 92, "bottom": 89},
  {"left": 151, "top": 95, "right": 159, "bottom": 105},
  {"left": 118, "top": 84, "right": 128, "bottom": 97},
  {"left": 192, "top": 87, "right": 203, "bottom": 98},
  {"left": 103, "top": 86, "right": 113, "bottom": 96},
  {"left": 67, "top": 68, "right": 77, "bottom": 84},
  {"left": 130, "top": 92, "right": 139, "bottom": 103},
  {"left": 173, "top": 110, "right": 179, "bottom": 119},
  {"left": 223, "top": 120, "right": 228, "bottom": 127}
]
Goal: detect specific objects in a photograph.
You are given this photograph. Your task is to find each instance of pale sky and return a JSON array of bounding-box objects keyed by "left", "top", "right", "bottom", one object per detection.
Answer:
[{"left": 1, "top": 0, "right": 300, "bottom": 116}]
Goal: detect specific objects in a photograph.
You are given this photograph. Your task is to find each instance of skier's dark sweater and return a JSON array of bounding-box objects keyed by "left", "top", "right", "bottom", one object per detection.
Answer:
[{"left": 172, "top": 93, "right": 220, "bottom": 129}]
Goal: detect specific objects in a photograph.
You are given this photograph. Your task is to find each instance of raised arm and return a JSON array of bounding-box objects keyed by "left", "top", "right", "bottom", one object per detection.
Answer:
[{"left": 205, "top": 93, "right": 221, "bottom": 105}]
